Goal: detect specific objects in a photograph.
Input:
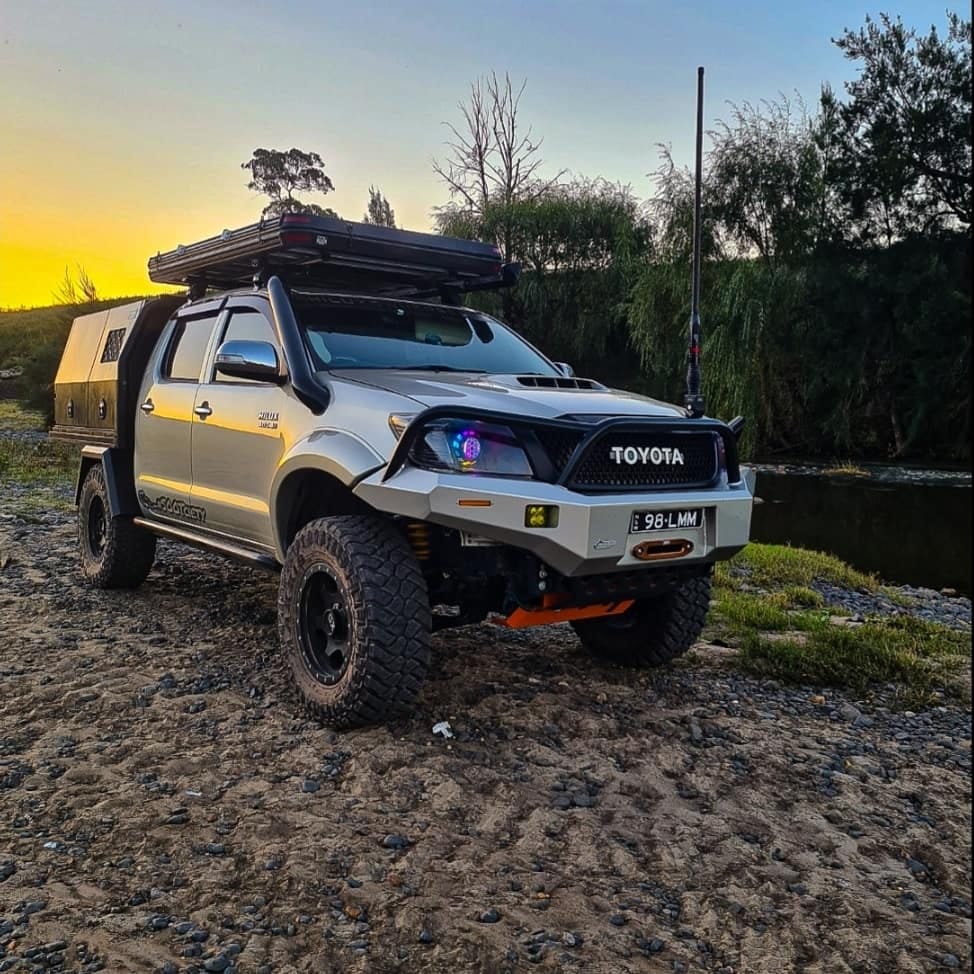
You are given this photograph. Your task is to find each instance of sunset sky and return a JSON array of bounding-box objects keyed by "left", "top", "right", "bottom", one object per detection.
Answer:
[{"left": 0, "top": 0, "right": 948, "bottom": 309}]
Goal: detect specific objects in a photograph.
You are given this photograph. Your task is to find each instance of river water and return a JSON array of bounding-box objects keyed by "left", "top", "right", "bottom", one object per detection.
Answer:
[{"left": 749, "top": 462, "right": 972, "bottom": 594}]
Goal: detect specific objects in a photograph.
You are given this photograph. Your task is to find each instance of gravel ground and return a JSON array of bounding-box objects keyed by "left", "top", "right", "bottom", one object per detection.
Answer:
[
  {"left": 811, "top": 582, "right": 972, "bottom": 631},
  {"left": 0, "top": 476, "right": 971, "bottom": 974}
]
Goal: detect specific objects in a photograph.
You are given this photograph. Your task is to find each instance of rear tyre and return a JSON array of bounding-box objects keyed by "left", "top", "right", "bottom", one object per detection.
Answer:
[
  {"left": 78, "top": 465, "right": 157, "bottom": 589},
  {"left": 571, "top": 573, "right": 712, "bottom": 667},
  {"left": 277, "top": 515, "right": 431, "bottom": 728}
]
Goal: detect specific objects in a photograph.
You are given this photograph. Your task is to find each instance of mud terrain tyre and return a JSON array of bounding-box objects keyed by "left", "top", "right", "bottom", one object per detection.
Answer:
[
  {"left": 571, "top": 573, "right": 712, "bottom": 666},
  {"left": 78, "top": 465, "right": 157, "bottom": 589},
  {"left": 278, "top": 515, "right": 431, "bottom": 728}
]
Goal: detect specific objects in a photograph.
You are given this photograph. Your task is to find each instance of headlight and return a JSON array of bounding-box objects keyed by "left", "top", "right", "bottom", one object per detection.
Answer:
[{"left": 410, "top": 419, "right": 533, "bottom": 477}]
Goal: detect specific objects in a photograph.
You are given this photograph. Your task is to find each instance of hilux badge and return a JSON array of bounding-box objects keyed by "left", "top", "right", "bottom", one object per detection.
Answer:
[{"left": 610, "top": 446, "right": 685, "bottom": 466}]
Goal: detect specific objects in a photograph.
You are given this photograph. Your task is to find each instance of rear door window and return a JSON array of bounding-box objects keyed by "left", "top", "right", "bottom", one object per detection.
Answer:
[{"left": 165, "top": 313, "right": 220, "bottom": 382}]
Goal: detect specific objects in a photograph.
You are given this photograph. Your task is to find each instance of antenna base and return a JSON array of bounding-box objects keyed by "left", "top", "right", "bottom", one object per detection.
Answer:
[{"left": 684, "top": 394, "right": 706, "bottom": 419}]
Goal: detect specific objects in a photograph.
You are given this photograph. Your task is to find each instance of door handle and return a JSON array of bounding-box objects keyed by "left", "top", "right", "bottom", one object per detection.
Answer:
[
  {"left": 194, "top": 402, "right": 212, "bottom": 419},
  {"left": 140, "top": 398, "right": 155, "bottom": 414}
]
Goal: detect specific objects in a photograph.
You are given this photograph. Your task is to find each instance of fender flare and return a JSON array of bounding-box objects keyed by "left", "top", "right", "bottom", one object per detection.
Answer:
[
  {"left": 75, "top": 445, "right": 139, "bottom": 517},
  {"left": 268, "top": 430, "right": 386, "bottom": 558}
]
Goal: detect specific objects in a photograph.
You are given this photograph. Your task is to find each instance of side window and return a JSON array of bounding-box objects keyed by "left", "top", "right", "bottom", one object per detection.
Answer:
[
  {"left": 165, "top": 313, "right": 219, "bottom": 382},
  {"left": 213, "top": 310, "right": 279, "bottom": 384}
]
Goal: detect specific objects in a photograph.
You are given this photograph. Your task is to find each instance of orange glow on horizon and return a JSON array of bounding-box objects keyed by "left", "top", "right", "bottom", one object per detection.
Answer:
[
  {"left": 0, "top": 189, "right": 432, "bottom": 310},
  {"left": 0, "top": 189, "right": 256, "bottom": 309},
  {"left": 0, "top": 240, "right": 181, "bottom": 310}
]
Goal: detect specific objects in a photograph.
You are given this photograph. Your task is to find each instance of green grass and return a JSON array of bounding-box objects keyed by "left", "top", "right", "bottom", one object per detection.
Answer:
[
  {"left": 712, "top": 588, "right": 840, "bottom": 636},
  {"left": 716, "top": 541, "right": 878, "bottom": 592},
  {"left": 782, "top": 584, "right": 826, "bottom": 608},
  {"left": 0, "top": 303, "right": 75, "bottom": 368},
  {"left": 706, "top": 542, "right": 970, "bottom": 704},
  {"left": 0, "top": 436, "right": 76, "bottom": 485},
  {"left": 0, "top": 401, "right": 46, "bottom": 432},
  {"left": 739, "top": 615, "right": 970, "bottom": 706},
  {"left": 713, "top": 588, "right": 810, "bottom": 633},
  {"left": 0, "top": 297, "right": 154, "bottom": 369}
]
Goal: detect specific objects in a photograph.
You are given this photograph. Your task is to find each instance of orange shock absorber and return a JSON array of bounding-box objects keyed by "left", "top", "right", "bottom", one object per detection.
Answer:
[{"left": 405, "top": 522, "right": 431, "bottom": 560}]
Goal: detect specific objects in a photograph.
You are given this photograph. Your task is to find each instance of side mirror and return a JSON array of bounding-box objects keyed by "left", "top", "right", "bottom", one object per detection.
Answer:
[
  {"left": 554, "top": 362, "right": 575, "bottom": 377},
  {"left": 214, "top": 340, "right": 284, "bottom": 383}
]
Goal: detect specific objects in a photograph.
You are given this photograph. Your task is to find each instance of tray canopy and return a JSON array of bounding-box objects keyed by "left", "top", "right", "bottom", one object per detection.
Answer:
[{"left": 147, "top": 214, "right": 518, "bottom": 299}]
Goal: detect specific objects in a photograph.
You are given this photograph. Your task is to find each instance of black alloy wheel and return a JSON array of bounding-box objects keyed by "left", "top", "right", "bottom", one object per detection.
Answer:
[
  {"left": 278, "top": 514, "right": 432, "bottom": 728},
  {"left": 78, "top": 464, "right": 156, "bottom": 589},
  {"left": 86, "top": 494, "right": 108, "bottom": 558},
  {"left": 297, "top": 563, "right": 352, "bottom": 685}
]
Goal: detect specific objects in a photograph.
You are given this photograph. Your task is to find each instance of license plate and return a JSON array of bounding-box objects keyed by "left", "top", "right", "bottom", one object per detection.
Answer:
[{"left": 630, "top": 508, "right": 703, "bottom": 533}]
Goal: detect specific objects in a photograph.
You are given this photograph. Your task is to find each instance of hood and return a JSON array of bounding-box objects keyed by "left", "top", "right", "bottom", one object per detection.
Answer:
[{"left": 328, "top": 370, "right": 686, "bottom": 420}]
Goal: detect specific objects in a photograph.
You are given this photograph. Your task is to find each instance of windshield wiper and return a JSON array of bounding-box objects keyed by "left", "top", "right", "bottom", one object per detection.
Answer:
[{"left": 396, "top": 365, "right": 487, "bottom": 373}]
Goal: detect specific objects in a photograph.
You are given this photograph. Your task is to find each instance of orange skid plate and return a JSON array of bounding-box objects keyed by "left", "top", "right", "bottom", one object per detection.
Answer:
[{"left": 496, "top": 595, "right": 634, "bottom": 629}]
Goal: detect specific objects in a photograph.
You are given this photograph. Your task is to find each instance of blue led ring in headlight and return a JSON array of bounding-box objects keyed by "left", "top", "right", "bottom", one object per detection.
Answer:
[{"left": 451, "top": 429, "right": 482, "bottom": 467}]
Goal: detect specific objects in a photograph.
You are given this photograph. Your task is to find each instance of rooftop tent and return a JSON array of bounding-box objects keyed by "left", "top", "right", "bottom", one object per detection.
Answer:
[{"left": 147, "top": 215, "right": 518, "bottom": 299}]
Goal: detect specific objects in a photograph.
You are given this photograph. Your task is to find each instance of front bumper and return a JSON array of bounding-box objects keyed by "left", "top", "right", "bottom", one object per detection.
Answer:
[{"left": 354, "top": 467, "right": 753, "bottom": 577}]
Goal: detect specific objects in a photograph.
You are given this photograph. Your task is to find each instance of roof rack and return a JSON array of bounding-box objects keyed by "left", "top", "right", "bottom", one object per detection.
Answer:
[{"left": 147, "top": 214, "right": 520, "bottom": 301}]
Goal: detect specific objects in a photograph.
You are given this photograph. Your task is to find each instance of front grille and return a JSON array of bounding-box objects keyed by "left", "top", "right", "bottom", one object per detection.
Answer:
[
  {"left": 569, "top": 430, "right": 720, "bottom": 491},
  {"left": 533, "top": 428, "right": 585, "bottom": 470}
]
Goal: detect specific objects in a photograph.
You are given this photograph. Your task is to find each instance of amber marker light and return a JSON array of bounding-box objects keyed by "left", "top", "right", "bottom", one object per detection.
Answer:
[{"left": 458, "top": 499, "right": 492, "bottom": 507}]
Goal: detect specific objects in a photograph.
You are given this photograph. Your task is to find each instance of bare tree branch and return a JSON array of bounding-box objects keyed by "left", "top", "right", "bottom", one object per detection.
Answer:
[{"left": 432, "top": 72, "right": 566, "bottom": 251}]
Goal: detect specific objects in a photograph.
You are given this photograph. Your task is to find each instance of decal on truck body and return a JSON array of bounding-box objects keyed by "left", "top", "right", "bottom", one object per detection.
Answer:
[{"left": 138, "top": 489, "right": 207, "bottom": 524}]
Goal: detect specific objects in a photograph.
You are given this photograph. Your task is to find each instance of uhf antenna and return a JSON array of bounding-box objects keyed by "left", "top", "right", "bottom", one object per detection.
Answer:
[{"left": 685, "top": 66, "right": 706, "bottom": 419}]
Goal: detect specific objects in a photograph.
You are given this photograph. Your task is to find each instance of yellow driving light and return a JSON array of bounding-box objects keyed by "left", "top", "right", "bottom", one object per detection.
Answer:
[{"left": 524, "top": 504, "right": 559, "bottom": 528}]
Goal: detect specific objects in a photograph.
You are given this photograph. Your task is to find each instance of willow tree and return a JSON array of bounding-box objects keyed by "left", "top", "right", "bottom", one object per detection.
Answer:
[
  {"left": 439, "top": 179, "right": 649, "bottom": 381},
  {"left": 631, "top": 97, "right": 828, "bottom": 455}
]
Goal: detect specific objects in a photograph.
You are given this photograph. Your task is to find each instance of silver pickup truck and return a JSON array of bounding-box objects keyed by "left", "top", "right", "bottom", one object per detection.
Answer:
[{"left": 50, "top": 215, "right": 753, "bottom": 727}]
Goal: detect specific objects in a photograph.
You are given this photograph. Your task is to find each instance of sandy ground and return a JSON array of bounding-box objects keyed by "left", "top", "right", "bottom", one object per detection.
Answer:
[{"left": 0, "top": 488, "right": 971, "bottom": 974}]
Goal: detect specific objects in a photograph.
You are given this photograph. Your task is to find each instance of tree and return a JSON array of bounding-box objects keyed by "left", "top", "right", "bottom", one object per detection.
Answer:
[
  {"left": 423, "top": 27, "right": 971, "bottom": 462},
  {"left": 362, "top": 185, "right": 396, "bottom": 227},
  {"left": 634, "top": 100, "right": 833, "bottom": 452},
  {"left": 241, "top": 147, "right": 338, "bottom": 219},
  {"left": 440, "top": 179, "right": 649, "bottom": 375},
  {"left": 833, "top": 12, "right": 972, "bottom": 241},
  {"left": 433, "top": 73, "right": 564, "bottom": 259},
  {"left": 707, "top": 96, "right": 827, "bottom": 268}
]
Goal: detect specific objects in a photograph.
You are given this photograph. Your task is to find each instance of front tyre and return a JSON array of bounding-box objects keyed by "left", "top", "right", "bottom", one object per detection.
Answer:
[
  {"left": 571, "top": 573, "right": 712, "bottom": 667},
  {"left": 78, "top": 465, "right": 157, "bottom": 589},
  {"left": 277, "top": 515, "right": 431, "bottom": 728}
]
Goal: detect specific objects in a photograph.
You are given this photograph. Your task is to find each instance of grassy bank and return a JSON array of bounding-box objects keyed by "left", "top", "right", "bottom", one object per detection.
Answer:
[
  {"left": 708, "top": 543, "right": 969, "bottom": 706},
  {"left": 0, "top": 297, "right": 155, "bottom": 367},
  {"left": 0, "top": 436, "right": 76, "bottom": 486},
  {"left": 0, "top": 402, "right": 76, "bottom": 486}
]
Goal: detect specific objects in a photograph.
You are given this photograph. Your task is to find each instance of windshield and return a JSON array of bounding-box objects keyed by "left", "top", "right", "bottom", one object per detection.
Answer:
[{"left": 293, "top": 298, "right": 560, "bottom": 375}]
